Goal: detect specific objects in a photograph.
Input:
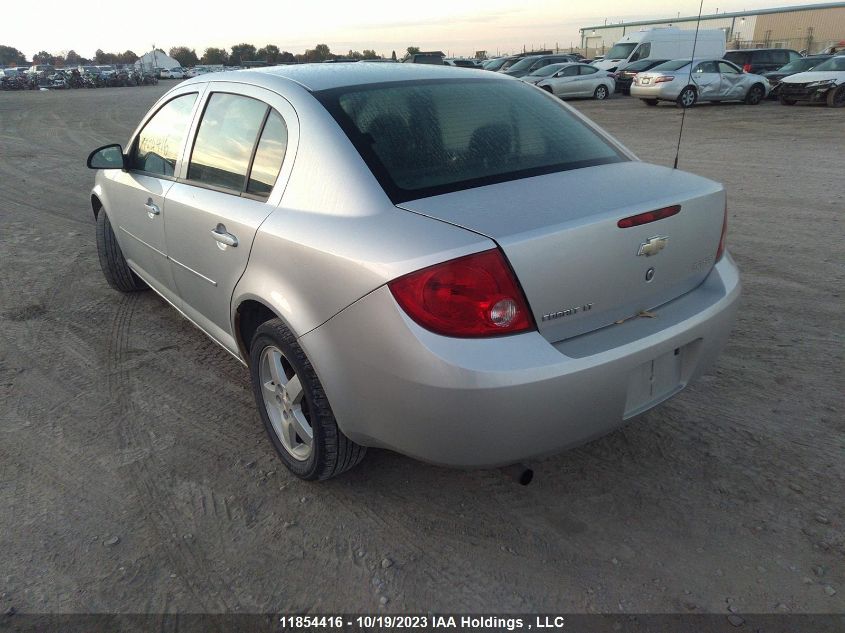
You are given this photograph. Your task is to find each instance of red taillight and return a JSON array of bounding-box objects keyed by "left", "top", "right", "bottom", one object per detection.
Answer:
[
  {"left": 716, "top": 201, "right": 728, "bottom": 261},
  {"left": 617, "top": 205, "right": 681, "bottom": 228},
  {"left": 743, "top": 63, "right": 752, "bottom": 73},
  {"left": 654, "top": 75, "right": 674, "bottom": 83},
  {"left": 388, "top": 249, "right": 535, "bottom": 338}
]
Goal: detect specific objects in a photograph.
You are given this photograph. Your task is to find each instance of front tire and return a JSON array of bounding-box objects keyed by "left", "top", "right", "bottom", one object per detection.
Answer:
[
  {"left": 249, "top": 319, "right": 366, "bottom": 480},
  {"left": 676, "top": 86, "right": 697, "bottom": 108},
  {"left": 827, "top": 85, "right": 845, "bottom": 108},
  {"left": 593, "top": 84, "right": 609, "bottom": 100},
  {"left": 745, "top": 83, "right": 765, "bottom": 105},
  {"left": 95, "top": 210, "right": 147, "bottom": 292}
]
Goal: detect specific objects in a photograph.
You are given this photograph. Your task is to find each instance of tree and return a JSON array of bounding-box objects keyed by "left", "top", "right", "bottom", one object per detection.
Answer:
[
  {"left": 391, "top": 50, "right": 397, "bottom": 61},
  {"left": 406, "top": 46, "right": 420, "bottom": 57},
  {"left": 119, "top": 50, "right": 138, "bottom": 64},
  {"left": 256, "top": 44, "right": 280, "bottom": 64},
  {"left": 64, "top": 50, "right": 82, "bottom": 65},
  {"left": 169, "top": 46, "right": 198, "bottom": 67},
  {"left": 346, "top": 50, "right": 363, "bottom": 60},
  {"left": 362, "top": 49, "right": 380, "bottom": 60},
  {"left": 33, "top": 51, "right": 55, "bottom": 65},
  {"left": 94, "top": 49, "right": 112, "bottom": 64},
  {"left": 229, "top": 43, "right": 257, "bottom": 66},
  {"left": 302, "top": 43, "right": 332, "bottom": 63},
  {"left": 201, "top": 47, "right": 229, "bottom": 65},
  {"left": 0, "top": 45, "right": 26, "bottom": 67},
  {"left": 278, "top": 50, "right": 295, "bottom": 63}
]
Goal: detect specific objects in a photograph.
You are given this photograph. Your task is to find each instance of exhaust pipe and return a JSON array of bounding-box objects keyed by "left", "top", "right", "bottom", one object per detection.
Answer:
[{"left": 502, "top": 463, "right": 534, "bottom": 486}]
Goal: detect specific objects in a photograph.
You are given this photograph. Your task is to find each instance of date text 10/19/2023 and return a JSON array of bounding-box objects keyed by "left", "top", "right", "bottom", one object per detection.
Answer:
[{"left": 278, "top": 616, "right": 567, "bottom": 630}]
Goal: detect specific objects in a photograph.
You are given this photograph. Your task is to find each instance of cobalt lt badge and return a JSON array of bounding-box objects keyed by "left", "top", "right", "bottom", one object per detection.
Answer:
[{"left": 637, "top": 235, "right": 669, "bottom": 257}]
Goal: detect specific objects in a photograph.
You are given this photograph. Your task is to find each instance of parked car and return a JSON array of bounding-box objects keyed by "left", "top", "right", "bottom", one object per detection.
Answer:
[
  {"left": 444, "top": 58, "right": 480, "bottom": 68},
  {"left": 613, "top": 58, "right": 669, "bottom": 94},
  {"left": 723, "top": 48, "right": 801, "bottom": 74},
  {"left": 631, "top": 58, "right": 769, "bottom": 107},
  {"left": 525, "top": 62, "right": 615, "bottom": 100},
  {"left": 762, "top": 54, "right": 833, "bottom": 98},
  {"left": 501, "top": 54, "right": 578, "bottom": 78},
  {"left": 402, "top": 52, "right": 445, "bottom": 65},
  {"left": 482, "top": 57, "right": 507, "bottom": 71},
  {"left": 86, "top": 63, "right": 739, "bottom": 480},
  {"left": 160, "top": 67, "right": 186, "bottom": 79},
  {"left": 778, "top": 54, "right": 845, "bottom": 106}
]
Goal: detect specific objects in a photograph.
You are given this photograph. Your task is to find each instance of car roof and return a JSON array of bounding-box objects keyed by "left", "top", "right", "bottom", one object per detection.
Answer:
[{"left": 184, "top": 62, "right": 503, "bottom": 92}]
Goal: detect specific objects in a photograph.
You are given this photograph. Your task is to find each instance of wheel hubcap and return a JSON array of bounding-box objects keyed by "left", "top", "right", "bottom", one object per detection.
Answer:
[{"left": 259, "top": 346, "right": 313, "bottom": 461}]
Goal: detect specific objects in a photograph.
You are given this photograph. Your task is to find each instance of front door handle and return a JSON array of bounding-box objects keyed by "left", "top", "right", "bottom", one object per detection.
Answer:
[
  {"left": 211, "top": 224, "right": 238, "bottom": 248},
  {"left": 144, "top": 199, "right": 160, "bottom": 218}
]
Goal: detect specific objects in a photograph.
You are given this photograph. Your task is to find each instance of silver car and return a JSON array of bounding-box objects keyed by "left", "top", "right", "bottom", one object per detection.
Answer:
[
  {"left": 631, "top": 58, "right": 770, "bottom": 107},
  {"left": 87, "top": 64, "right": 740, "bottom": 480},
  {"left": 524, "top": 62, "right": 615, "bottom": 100}
]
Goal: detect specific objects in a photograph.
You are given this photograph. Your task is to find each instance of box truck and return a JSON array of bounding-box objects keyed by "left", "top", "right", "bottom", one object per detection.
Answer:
[{"left": 593, "top": 28, "right": 727, "bottom": 72}]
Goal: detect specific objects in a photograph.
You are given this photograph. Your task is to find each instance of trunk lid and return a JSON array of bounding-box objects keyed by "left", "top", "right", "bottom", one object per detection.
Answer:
[{"left": 397, "top": 161, "right": 725, "bottom": 343}]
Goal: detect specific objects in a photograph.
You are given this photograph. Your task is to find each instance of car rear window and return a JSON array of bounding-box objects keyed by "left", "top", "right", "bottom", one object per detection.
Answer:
[{"left": 316, "top": 79, "right": 625, "bottom": 203}]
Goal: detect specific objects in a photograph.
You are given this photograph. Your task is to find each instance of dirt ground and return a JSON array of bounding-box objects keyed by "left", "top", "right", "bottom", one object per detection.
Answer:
[{"left": 0, "top": 83, "right": 843, "bottom": 616}]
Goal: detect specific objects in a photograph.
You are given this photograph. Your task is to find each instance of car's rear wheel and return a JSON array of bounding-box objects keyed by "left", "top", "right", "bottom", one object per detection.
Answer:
[
  {"left": 593, "top": 84, "right": 609, "bottom": 100},
  {"left": 827, "top": 85, "right": 845, "bottom": 108},
  {"left": 745, "top": 83, "right": 765, "bottom": 105},
  {"left": 676, "top": 86, "right": 697, "bottom": 108},
  {"left": 642, "top": 98, "right": 658, "bottom": 106},
  {"left": 249, "top": 318, "right": 366, "bottom": 480},
  {"left": 780, "top": 95, "right": 797, "bottom": 105},
  {"left": 95, "top": 210, "right": 148, "bottom": 292}
]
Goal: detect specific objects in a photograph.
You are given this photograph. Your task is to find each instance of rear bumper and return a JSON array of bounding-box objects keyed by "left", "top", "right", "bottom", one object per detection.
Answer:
[
  {"left": 301, "top": 255, "right": 741, "bottom": 467},
  {"left": 630, "top": 83, "right": 678, "bottom": 100}
]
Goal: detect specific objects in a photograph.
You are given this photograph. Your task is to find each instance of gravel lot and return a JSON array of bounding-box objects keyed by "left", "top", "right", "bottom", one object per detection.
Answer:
[{"left": 0, "top": 83, "right": 843, "bottom": 616}]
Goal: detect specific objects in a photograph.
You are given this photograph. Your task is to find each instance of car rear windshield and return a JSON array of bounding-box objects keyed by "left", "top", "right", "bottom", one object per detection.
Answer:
[
  {"left": 316, "top": 79, "right": 625, "bottom": 203},
  {"left": 650, "top": 60, "right": 691, "bottom": 72}
]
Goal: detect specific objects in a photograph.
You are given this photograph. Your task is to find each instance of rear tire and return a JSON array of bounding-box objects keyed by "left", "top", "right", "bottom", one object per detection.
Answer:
[
  {"left": 676, "top": 86, "right": 697, "bottom": 108},
  {"left": 780, "top": 95, "right": 797, "bottom": 105},
  {"left": 95, "top": 210, "right": 147, "bottom": 292},
  {"left": 593, "top": 84, "right": 609, "bottom": 100},
  {"left": 827, "top": 85, "right": 845, "bottom": 108},
  {"left": 745, "top": 83, "right": 765, "bottom": 105},
  {"left": 642, "top": 98, "right": 658, "bottom": 106},
  {"left": 249, "top": 319, "right": 366, "bottom": 481}
]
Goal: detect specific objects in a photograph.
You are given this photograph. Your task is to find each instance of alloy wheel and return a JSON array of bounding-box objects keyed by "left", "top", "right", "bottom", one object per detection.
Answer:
[{"left": 259, "top": 345, "right": 313, "bottom": 461}]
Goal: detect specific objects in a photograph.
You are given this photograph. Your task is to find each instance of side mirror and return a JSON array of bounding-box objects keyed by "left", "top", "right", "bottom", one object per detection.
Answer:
[{"left": 87, "top": 143, "right": 125, "bottom": 170}]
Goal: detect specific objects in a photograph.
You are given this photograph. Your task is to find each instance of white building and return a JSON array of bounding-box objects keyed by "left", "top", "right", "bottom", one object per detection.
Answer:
[{"left": 135, "top": 49, "right": 180, "bottom": 73}]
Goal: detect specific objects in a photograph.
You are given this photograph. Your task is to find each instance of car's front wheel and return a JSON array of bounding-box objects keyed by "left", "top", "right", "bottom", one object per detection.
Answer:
[
  {"left": 95, "top": 210, "right": 148, "bottom": 292},
  {"left": 827, "top": 85, "right": 845, "bottom": 108},
  {"left": 676, "top": 86, "right": 697, "bottom": 108},
  {"left": 745, "top": 83, "right": 765, "bottom": 105},
  {"left": 249, "top": 319, "right": 366, "bottom": 480},
  {"left": 594, "top": 84, "right": 609, "bottom": 100}
]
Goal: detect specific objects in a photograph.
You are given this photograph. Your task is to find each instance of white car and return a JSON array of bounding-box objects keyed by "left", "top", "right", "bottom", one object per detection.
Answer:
[
  {"left": 527, "top": 62, "right": 615, "bottom": 100},
  {"left": 160, "top": 67, "right": 186, "bottom": 79},
  {"left": 778, "top": 55, "right": 845, "bottom": 107}
]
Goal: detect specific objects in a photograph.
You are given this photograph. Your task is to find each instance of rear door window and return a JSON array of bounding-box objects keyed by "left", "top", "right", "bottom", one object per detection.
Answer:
[
  {"left": 187, "top": 93, "right": 268, "bottom": 192},
  {"left": 130, "top": 93, "right": 198, "bottom": 177},
  {"left": 246, "top": 111, "right": 288, "bottom": 198}
]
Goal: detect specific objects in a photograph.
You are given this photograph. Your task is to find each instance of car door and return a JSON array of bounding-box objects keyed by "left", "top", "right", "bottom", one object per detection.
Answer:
[
  {"left": 104, "top": 87, "right": 204, "bottom": 302},
  {"left": 548, "top": 65, "right": 580, "bottom": 97},
  {"left": 163, "top": 83, "right": 298, "bottom": 354},
  {"left": 578, "top": 64, "right": 603, "bottom": 95},
  {"left": 718, "top": 61, "right": 747, "bottom": 100},
  {"left": 691, "top": 61, "right": 721, "bottom": 100}
]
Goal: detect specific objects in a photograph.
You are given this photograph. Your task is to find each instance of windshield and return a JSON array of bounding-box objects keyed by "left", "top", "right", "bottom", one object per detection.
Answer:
[
  {"left": 605, "top": 43, "right": 638, "bottom": 60},
  {"left": 483, "top": 58, "right": 506, "bottom": 70},
  {"left": 529, "top": 63, "right": 568, "bottom": 77},
  {"left": 777, "top": 58, "right": 821, "bottom": 73},
  {"left": 812, "top": 56, "right": 845, "bottom": 72},
  {"left": 506, "top": 56, "right": 542, "bottom": 72},
  {"left": 650, "top": 59, "right": 691, "bottom": 72},
  {"left": 625, "top": 59, "right": 664, "bottom": 72},
  {"left": 316, "top": 78, "right": 624, "bottom": 203}
]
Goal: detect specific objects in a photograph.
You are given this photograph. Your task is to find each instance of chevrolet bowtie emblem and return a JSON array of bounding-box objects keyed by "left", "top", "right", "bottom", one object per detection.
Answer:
[{"left": 637, "top": 235, "right": 669, "bottom": 257}]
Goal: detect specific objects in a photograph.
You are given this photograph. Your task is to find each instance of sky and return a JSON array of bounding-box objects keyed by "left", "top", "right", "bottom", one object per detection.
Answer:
[{"left": 4, "top": 0, "right": 833, "bottom": 60}]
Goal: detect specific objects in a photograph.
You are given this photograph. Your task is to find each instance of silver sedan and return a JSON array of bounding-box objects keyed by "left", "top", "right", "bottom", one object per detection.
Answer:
[
  {"left": 631, "top": 58, "right": 770, "bottom": 107},
  {"left": 524, "top": 62, "right": 615, "bottom": 100},
  {"left": 87, "top": 64, "right": 739, "bottom": 479}
]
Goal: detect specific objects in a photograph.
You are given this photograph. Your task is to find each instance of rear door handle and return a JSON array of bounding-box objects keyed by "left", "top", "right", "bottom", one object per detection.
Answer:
[
  {"left": 144, "top": 199, "right": 160, "bottom": 218},
  {"left": 211, "top": 224, "right": 238, "bottom": 248}
]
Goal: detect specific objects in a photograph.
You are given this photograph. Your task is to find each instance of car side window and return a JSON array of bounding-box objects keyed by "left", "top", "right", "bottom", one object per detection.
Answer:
[
  {"left": 694, "top": 62, "right": 718, "bottom": 73},
  {"left": 562, "top": 66, "right": 579, "bottom": 77},
  {"left": 719, "top": 62, "right": 740, "bottom": 74},
  {"left": 246, "top": 110, "right": 288, "bottom": 198},
  {"left": 130, "top": 93, "right": 197, "bottom": 177},
  {"left": 187, "top": 93, "right": 268, "bottom": 192},
  {"left": 579, "top": 65, "right": 599, "bottom": 75}
]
